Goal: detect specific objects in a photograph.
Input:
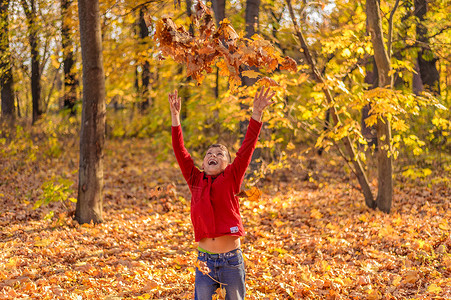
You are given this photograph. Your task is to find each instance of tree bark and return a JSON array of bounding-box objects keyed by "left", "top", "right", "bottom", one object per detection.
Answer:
[
  {"left": 286, "top": 0, "right": 375, "bottom": 208},
  {"left": 366, "top": 0, "right": 393, "bottom": 213},
  {"left": 211, "top": 0, "right": 225, "bottom": 25},
  {"left": 138, "top": 8, "right": 151, "bottom": 112},
  {"left": 0, "top": 0, "right": 15, "bottom": 124},
  {"left": 211, "top": 0, "right": 225, "bottom": 136},
  {"left": 242, "top": 0, "right": 260, "bottom": 89},
  {"left": 76, "top": 0, "right": 106, "bottom": 224},
  {"left": 61, "top": 0, "right": 78, "bottom": 116},
  {"left": 245, "top": 0, "right": 260, "bottom": 38},
  {"left": 241, "top": 0, "right": 261, "bottom": 173},
  {"left": 414, "top": 0, "right": 440, "bottom": 95},
  {"left": 22, "top": 0, "right": 43, "bottom": 124}
]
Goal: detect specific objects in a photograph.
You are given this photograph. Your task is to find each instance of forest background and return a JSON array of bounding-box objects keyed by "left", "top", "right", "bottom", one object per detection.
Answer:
[{"left": 0, "top": 0, "right": 450, "bottom": 299}]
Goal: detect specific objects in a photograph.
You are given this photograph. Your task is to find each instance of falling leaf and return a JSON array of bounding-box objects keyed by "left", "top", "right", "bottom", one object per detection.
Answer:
[
  {"left": 257, "top": 77, "right": 279, "bottom": 87},
  {"left": 194, "top": 260, "right": 210, "bottom": 275},
  {"left": 212, "top": 287, "right": 226, "bottom": 300},
  {"left": 242, "top": 70, "right": 260, "bottom": 79}
]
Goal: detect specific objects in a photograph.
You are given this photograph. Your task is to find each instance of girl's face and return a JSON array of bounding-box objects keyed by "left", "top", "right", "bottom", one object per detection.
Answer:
[{"left": 202, "top": 147, "right": 229, "bottom": 176}]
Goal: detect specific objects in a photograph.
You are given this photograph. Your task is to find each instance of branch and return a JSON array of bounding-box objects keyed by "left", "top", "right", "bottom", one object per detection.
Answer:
[
  {"left": 43, "top": 63, "right": 62, "bottom": 113},
  {"left": 116, "top": 0, "right": 167, "bottom": 17},
  {"left": 428, "top": 25, "right": 451, "bottom": 39},
  {"left": 387, "top": 0, "right": 400, "bottom": 59}
]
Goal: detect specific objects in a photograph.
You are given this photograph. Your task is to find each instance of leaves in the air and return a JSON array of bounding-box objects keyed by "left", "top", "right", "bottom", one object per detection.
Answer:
[{"left": 153, "top": 2, "right": 297, "bottom": 88}]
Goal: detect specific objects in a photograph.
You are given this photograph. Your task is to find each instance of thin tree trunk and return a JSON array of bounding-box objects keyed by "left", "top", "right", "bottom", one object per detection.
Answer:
[
  {"left": 211, "top": 0, "right": 225, "bottom": 135},
  {"left": 241, "top": 0, "right": 261, "bottom": 173},
  {"left": 61, "top": 0, "right": 78, "bottom": 116},
  {"left": 242, "top": 0, "right": 260, "bottom": 88},
  {"left": 178, "top": 0, "right": 194, "bottom": 121},
  {"left": 76, "top": 0, "right": 106, "bottom": 224},
  {"left": 366, "top": 0, "right": 394, "bottom": 213},
  {"left": 138, "top": 8, "right": 151, "bottom": 112},
  {"left": 21, "top": 0, "right": 42, "bottom": 124},
  {"left": 0, "top": 0, "right": 15, "bottom": 124},
  {"left": 211, "top": 0, "right": 225, "bottom": 98},
  {"left": 286, "top": 0, "right": 375, "bottom": 208}
]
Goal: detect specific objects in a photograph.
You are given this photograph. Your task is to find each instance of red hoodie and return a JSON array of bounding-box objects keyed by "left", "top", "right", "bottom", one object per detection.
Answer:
[{"left": 172, "top": 118, "right": 262, "bottom": 242}]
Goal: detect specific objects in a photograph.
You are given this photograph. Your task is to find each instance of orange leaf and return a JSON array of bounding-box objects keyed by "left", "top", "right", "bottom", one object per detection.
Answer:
[{"left": 257, "top": 77, "right": 279, "bottom": 87}]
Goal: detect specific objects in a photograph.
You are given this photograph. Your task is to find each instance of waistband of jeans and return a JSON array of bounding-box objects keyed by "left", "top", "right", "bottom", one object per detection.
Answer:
[{"left": 198, "top": 248, "right": 241, "bottom": 259}]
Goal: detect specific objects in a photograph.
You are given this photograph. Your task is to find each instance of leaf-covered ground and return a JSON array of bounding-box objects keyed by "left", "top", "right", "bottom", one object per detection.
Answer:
[{"left": 1, "top": 135, "right": 450, "bottom": 299}]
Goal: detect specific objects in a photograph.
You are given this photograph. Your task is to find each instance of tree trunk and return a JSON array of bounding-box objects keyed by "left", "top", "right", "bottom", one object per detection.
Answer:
[
  {"left": 245, "top": 0, "right": 260, "bottom": 38},
  {"left": 211, "top": 0, "right": 225, "bottom": 97},
  {"left": 414, "top": 0, "right": 440, "bottom": 95},
  {"left": 177, "top": 0, "right": 195, "bottom": 121},
  {"left": 366, "top": 0, "right": 393, "bottom": 213},
  {"left": 76, "top": 0, "right": 106, "bottom": 224},
  {"left": 22, "top": 0, "right": 42, "bottom": 124},
  {"left": 0, "top": 0, "right": 15, "bottom": 124},
  {"left": 61, "top": 0, "right": 78, "bottom": 116},
  {"left": 242, "top": 0, "right": 260, "bottom": 89},
  {"left": 241, "top": 0, "right": 261, "bottom": 172},
  {"left": 138, "top": 8, "right": 151, "bottom": 112},
  {"left": 211, "top": 0, "right": 225, "bottom": 25},
  {"left": 286, "top": 0, "right": 375, "bottom": 208},
  {"left": 211, "top": 0, "right": 225, "bottom": 135},
  {"left": 362, "top": 58, "right": 378, "bottom": 148}
]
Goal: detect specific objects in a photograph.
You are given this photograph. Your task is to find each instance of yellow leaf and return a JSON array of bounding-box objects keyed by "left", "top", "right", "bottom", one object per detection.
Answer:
[
  {"left": 358, "top": 214, "right": 368, "bottom": 222},
  {"left": 310, "top": 208, "right": 323, "bottom": 219},
  {"left": 438, "top": 221, "right": 449, "bottom": 231},
  {"left": 341, "top": 48, "right": 351, "bottom": 58},
  {"left": 392, "top": 275, "right": 402, "bottom": 286},
  {"left": 34, "top": 238, "right": 52, "bottom": 247},
  {"left": 427, "top": 283, "right": 442, "bottom": 294},
  {"left": 241, "top": 70, "right": 260, "bottom": 79}
]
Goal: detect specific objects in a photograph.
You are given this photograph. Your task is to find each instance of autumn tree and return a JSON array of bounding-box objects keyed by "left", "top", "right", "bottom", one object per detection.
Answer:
[
  {"left": 0, "top": 0, "right": 15, "bottom": 124},
  {"left": 21, "top": 0, "right": 43, "bottom": 124},
  {"left": 285, "top": 0, "right": 375, "bottom": 208},
  {"left": 75, "top": 0, "right": 106, "bottom": 224},
  {"left": 366, "top": 0, "right": 394, "bottom": 213}
]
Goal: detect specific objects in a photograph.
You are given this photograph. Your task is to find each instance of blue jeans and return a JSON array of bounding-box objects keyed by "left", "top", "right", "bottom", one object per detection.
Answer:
[{"left": 195, "top": 248, "right": 245, "bottom": 300}]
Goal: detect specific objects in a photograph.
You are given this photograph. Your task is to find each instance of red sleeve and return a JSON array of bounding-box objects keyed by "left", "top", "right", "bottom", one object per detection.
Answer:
[
  {"left": 230, "top": 118, "right": 262, "bottom": 188},
  {"left": 172, "top": 125, "right": 201, "bottom": 186}
]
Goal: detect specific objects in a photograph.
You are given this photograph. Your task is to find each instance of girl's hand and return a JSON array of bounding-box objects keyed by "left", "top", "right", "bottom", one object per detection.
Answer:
[
  {"left": 169, "top": 89, "right": 181, "bottom": 116},
  {"left": 252, "top": 87, "right": 276, "bottom": 122},
  {"left": 169, "top": 89, "right": 182, "bottom": 126}
]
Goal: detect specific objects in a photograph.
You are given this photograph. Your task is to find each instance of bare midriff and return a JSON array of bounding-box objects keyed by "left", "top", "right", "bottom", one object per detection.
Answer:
[{"left": 198, "top": 235, "right": 241, "bottom": 253}]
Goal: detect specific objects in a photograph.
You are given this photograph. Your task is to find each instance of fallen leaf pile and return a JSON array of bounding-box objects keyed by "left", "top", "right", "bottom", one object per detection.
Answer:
[
  {"left": 153, "top": 2, "right": 297, "bottom": 88},
  {"left": 0, "top": 134, "right": 450, "bottom": 299}
]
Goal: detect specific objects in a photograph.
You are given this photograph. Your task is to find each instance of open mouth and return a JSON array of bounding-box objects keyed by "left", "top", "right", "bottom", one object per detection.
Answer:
[{"left": 208, "top": 160, "right": 218, "bottom": 166}]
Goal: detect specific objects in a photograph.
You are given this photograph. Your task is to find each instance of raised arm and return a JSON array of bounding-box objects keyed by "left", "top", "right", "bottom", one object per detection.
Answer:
[
  {"left": 231, "top": 87, "right": 276, "bottom": 187},
  {"left": 169, "top": 89, "right": 181, "bottom": 127},
  {"left": 169, "top": 89, "right": 201, "bottom": 186}
]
